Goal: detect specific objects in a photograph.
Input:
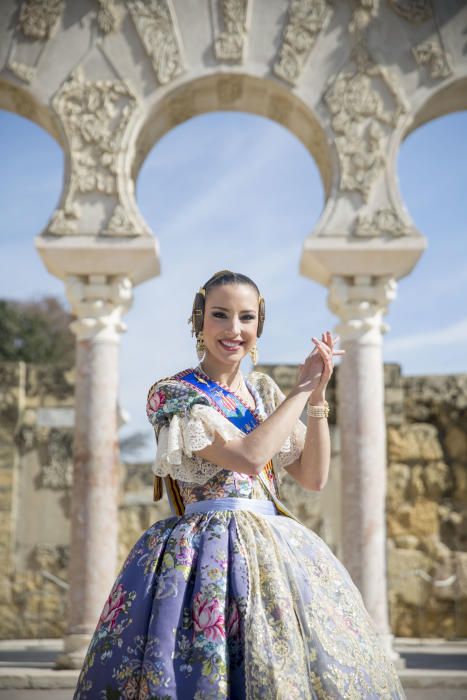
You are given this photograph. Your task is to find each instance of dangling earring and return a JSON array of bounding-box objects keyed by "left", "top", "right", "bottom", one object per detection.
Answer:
[
  {"left": 249, "top": 343, "right": 258, "bottom": 366},
  {"left": 196, "top": 331, "right": 206, "bottom": 361}
]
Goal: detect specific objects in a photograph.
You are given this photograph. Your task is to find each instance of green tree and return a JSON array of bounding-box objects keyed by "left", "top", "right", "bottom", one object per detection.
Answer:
[{"left": 0, "top": 296, "right": 75, "bottom": 367}]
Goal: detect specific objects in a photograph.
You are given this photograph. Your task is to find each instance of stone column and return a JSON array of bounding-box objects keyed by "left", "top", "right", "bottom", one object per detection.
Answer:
[
  {"left": 328, "top": 274, "right": 399, "bottom": 659},
  {"left": 56, "top": 274, "right": 132, "bottom": 669}
]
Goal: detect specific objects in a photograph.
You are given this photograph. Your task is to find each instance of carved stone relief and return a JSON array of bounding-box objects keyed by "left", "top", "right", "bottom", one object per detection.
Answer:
[
  {"left": 96, "top": 0, "right": 122, "bottom": 34},
  {"left": 49, "top": 67, "right": 140, "bottom": 236},
  {"left": 388, "top": 0, "right": 432, "bottom": 23},
  {"left": 103, "top": 204, "right": 139, "bottom": 236},
  {"left": 214, "top": 0, "right": 249, "bottom": 63},
  {"left": 6, "top": 60, "right": 36, "bottom": 84},
  {"left": 273, "top": 0, "right": 332, "bottom": 85},
  {"left": 323, "top": 48, "right": 407, "bottom": 200},
  {"left": 413, "top": 39, "right": 452, "bottom": 79},
  {"left": 349, "top": 0, "right": 377, "bottom": 38},
  {"left": 39, "top": 429, "right": 73, "bottom": 490},
  {"left": 354, "top": 207, "right": 415, "bottom": 238},
  {"left": 15, "top": 423, "right": 36, "bottom": 454},
  {"left": 18, "top": 0, "right": 64, "bottom": 40},
  {"left": 32, "top": 543, "right": 69, "bottom": 573},
  {"left": 8, "top": 0, "right": 64, "bottom": 84},
  {"left": 127, "top": 0, "right": 184, "bottom": 84}
]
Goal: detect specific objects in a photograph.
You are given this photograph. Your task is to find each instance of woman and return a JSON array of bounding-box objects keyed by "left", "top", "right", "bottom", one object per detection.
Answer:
[{"left": 74, "top": 269, "right": 406, "bottom": 699}]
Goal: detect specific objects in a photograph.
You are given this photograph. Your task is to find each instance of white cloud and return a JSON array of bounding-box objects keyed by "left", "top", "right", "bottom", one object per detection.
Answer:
[{"left": 385, "top": 318, "right": 467, "bottom": 352}]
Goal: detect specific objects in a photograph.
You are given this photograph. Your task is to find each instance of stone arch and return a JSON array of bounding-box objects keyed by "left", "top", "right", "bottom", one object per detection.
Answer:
[
  {"left": 128, "top": 72, "right": 333, "bottom": 203},
  {"left": 384, "top": 75, "right": 467, "bottom": 261},
  {"left": 406, "top": 76, "right": 467, "bottom": 135},
  {"left": 0, "top": 77, "right": 63, "bottom": 145}
]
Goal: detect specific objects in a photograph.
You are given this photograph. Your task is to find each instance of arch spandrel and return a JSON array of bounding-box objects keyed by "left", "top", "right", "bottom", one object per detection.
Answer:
[
  {"left": 298, "top": 0, "right": 467, "bottom": 289},
  {"left": 0, "top": 0, "right": 465, "bottom": 292}
]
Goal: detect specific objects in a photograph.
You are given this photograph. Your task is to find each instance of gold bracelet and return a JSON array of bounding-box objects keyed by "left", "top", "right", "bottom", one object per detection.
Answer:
[{"left": 306, "top": 399, "right": 329, "bottom": 418}]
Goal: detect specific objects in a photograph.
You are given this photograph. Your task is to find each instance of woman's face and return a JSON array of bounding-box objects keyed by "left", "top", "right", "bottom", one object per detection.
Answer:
[{"left": 202, "top": 283, "right": 259, "bottom": 364}]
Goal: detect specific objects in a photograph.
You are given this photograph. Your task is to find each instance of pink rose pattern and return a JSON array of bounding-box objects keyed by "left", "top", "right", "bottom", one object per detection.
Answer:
[
  {"left": 99, "top": 583, "right": 126, "bottom": 630},
  {"left": 73, "top": 372, "right": 406, "bottom": 699},
  {"left": 74, "top": 512, "right": 248, "bottom": 699},
  {"left": 192, "top": 593, "right": 226, "bottom": 641},
  {"left": 146, "top": 388, "right": 166, "bottom": 419}
]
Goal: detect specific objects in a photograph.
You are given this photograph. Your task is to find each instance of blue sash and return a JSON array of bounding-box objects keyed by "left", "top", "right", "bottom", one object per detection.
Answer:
[
  {"left": 173, "top": 368, "right": 301, "bottom": 524},
  {"left": 176, "top": 369, "right": 260, "bottom": 433}
]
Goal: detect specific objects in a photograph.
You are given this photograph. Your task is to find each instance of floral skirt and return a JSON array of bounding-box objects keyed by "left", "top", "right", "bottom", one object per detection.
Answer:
[{"left": 73, "top": 498, "right": 406, "bottom": 699}]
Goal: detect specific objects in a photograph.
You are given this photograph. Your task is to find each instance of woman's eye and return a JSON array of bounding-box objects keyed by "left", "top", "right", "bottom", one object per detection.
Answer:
[{"left": 212, "top": 312, "right": 256, "bottom": 320}]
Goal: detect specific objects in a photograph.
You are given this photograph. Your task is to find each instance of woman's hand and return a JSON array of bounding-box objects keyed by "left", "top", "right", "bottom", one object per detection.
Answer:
[{"left": 294, "top": 331, "right": 345, "bottom": 399}]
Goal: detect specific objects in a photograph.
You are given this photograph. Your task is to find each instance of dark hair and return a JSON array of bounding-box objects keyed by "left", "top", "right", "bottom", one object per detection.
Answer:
[{"left": 188, "top": 269, "right": 265, "bottom": 338}]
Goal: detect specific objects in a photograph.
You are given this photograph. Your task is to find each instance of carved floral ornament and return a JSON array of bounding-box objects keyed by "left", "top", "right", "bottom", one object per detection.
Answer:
[
  {"left": 18, "top": 0, "right": 122, "bottom": 38},
  {"left": 353, "top": 208, "right": 415, "bottom": 238},
  {"left": 96, "top": 0, "right": 122, "bottom": 33},
  {"left": 349, "top": 0, "right": 377, "bottom": 38},
  {"left": 273, "top": 0, "right": 332, "bottom": 85},
  {"left": 39, "top": 429, "right": 73, "bottom": 490},
  {"left": 413, "top": 39, "right": 452, "bottom": 79},
  {"left": 18, "top": 0, "right": 64, "bottom": 40},
  {"left": 215, "top": 0, "right": 249, "bottom": 63},
  {"left": 127, "top": 0, "right": 184, "bottom": 84},
  {"left": 7, "top": 60, "right": 36, "bottom": 83},
  {"left": 323, "top": 48, "right": 407, "bottom": 200},
  {"left": 48, "top": 68, "right": 140, "bottom": 236},
  {"left": 388, "top": 0, "right": 432, "bottom": 23}
]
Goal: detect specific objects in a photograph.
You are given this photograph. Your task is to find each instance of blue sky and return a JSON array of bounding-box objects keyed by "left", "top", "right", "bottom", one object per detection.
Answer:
[{"left": 0, "top": 108, "right": 466, "bottom": 460}]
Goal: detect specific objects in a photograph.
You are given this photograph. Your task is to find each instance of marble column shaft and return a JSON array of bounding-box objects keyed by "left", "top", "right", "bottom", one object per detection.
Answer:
[
  {"left": 330, "top": 275, "right": 398, "bottom": 652},
  {"left": 56, "top": 274, "right": 132, "bottom": 669},
  {"left": 338, "top": 333, "right": 390, "bottom": 635},
  {"left": 68, "top": 332, "right": 120, "bottom": 634}
]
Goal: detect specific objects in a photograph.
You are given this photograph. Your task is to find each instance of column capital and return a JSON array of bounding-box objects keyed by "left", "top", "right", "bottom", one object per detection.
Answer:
[
  {"left": 65, "top": 274, "right": 133, "bottom": 341},
  {"left": 328, "top": 274, "right": 397, "bottom": 343}
]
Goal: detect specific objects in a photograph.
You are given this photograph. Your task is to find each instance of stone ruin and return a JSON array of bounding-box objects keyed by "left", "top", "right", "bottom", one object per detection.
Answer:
[{"left": 0, "top": 359, "right": 465, "bottom": 639}]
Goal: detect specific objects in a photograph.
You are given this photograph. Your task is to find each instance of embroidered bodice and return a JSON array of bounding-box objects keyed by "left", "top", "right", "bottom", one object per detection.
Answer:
[{"left": 146, "top": 368, "right": 307, "bottom": 504}]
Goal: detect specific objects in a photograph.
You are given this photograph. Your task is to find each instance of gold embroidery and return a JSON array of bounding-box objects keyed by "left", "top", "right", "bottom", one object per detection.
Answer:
[{"left": 235, "top": 513, "right": 405, "bottom": 699}]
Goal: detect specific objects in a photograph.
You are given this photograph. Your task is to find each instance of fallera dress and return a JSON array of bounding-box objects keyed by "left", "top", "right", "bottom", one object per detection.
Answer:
[{"left": 73, "top": 366, "right": 406, "bottom": 700}]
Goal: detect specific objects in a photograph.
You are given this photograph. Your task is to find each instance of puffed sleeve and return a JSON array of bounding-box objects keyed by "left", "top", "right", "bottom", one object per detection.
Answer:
[
  {"left": 146, "top": 377, "right": 244, "bottom": 484},
  {"left": 251, "top": 371, "right": 307, "bottom": 470}
]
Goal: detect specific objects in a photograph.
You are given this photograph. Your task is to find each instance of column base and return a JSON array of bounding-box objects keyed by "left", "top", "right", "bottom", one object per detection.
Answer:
[
  {"left": 55, "top": 632, "right": 91, "bottom": 670},
  {"left": 379, "top": 632, "right": 406, "bottom": 669}
]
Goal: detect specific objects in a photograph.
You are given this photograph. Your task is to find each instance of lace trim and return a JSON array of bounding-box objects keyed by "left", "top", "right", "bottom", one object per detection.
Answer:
[
  {"left": 249, "top": 372, "right": 307, "bottom": 470},
  {"left": 150, "top": 370, "right": 307, "bottom": 484},
  {"left": 152, "top": 404, "right": 244, "bottom": 484},
  {"left": 277, "top": 419, "right": 307, "bottom": 469}
]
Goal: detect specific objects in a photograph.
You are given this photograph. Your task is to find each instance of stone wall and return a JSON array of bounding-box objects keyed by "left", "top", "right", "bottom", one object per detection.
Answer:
[
  {"left": 0, "top": 361, "right": 171, "bottom": 639},
  {"left": 0, "top": 361, "right": 75, "bottom": 638},
  {"left": 385, "top": 366, "right": 467, "bottom": 638},
  {"left": 0, "top": 360, "right": 465, "bottom": 639},
  {"left": 263, "top": 362, "right": 467, "bottom": 639}
]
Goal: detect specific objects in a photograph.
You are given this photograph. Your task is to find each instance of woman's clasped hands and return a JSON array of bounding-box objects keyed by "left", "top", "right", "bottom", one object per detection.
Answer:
[{"left": 295, "top": 330, "right": 346, "bottom": 399}]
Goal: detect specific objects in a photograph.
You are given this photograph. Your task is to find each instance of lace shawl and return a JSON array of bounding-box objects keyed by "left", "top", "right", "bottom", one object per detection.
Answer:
[{"left": 146, "top": 370, "right": 307, "bottom": 485}]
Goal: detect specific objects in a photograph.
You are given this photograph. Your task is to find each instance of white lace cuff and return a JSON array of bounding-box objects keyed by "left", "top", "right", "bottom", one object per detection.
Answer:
[
  {"left": 152, "top": 404, "right": 243, "bottom": 484},
  {"left": 277, "top": 417, "right": 307, "bottom": 469}
]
